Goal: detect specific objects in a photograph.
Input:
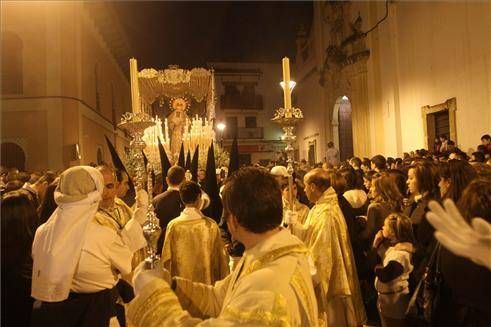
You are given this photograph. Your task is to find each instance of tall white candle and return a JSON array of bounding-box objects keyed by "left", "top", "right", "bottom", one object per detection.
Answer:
[
  {"left": 282, "top": 57, "right": 292, "bottom": 110},
  {"left": 164, "top": 118, "right": 169, "bottom": 143},
  {"left": 130, "top": 58, "right": 141, "bottom": 114}
]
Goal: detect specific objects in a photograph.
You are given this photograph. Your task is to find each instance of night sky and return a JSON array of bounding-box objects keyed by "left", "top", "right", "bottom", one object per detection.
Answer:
[{"left": 108, "top": 1, "right": 313, "bottom": 69}]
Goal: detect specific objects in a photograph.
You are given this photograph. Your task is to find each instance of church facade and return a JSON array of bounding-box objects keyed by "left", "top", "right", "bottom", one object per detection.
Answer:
[
  {"left": 294, "top": 1, "right": 490, "bottom": 163},
  {"left": 1, "top": 2, "right": 131, "bottom": 171}
]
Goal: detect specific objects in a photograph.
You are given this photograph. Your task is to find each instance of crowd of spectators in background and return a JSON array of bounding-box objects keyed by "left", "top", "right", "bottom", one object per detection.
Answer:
[{"left": 1, "top": 134, "right": 490, "bottom": 327}]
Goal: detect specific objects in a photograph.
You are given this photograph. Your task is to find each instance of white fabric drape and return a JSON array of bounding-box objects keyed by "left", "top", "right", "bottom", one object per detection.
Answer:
[{"left": 31, "top": 166, "right": 104, "bottom": 302}]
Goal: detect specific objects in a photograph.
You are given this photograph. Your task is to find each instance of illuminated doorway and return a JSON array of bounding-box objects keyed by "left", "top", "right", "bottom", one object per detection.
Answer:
[
  {"left": 422, "top": 98, "right": 457, "bottom": 150},
  {"left": 332, "top": 96, "right": 353, "bottom": 161},
  {"left": 308, "top": 140, "right": 317, "bottom": 166}
]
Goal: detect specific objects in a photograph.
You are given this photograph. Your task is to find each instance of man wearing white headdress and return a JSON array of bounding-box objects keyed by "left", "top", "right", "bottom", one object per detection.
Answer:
[{"left": 30, "top": 166, "right": 148, "bottom": 327}]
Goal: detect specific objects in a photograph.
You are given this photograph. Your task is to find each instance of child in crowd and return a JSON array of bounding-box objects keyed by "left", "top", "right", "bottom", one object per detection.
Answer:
[{"left": 373, "top": 213, "right": 415, "bottom": 327}]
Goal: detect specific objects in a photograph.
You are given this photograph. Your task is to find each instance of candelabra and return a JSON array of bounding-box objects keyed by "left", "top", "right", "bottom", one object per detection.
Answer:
[
  {"left": 142, "top": 163, "right": 161, "bottom": 269},
  {"left": 272, "top": 106, "right": 304, "bottom": 211},
  {"left": 118, "top": 112, "right": 161, "bottom": 268}
]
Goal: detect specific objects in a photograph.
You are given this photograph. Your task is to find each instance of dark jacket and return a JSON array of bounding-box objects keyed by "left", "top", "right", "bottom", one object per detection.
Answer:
[
  {"left": 153, "top": 189, "right": 183, "bottom": 254},
  {"left": 403, "top": 196, "right": 436, "bottom": 286},
  {"left": 436, "top": 248, "right": 491, "bottom": 327},
  {"left": 361, "top": 202, "right": 394, "bottom": 247},
  {"left": 404, "top": 196, "right": 434, "bottom": 244},
  {"left": 337, "top": 195, "right": 369, "bottom": 280},
  {"left": 1, "top": 263, "right": 33, "bottom": 327}
]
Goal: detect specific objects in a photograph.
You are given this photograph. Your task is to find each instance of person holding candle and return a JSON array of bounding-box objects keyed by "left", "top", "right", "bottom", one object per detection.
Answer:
[
  {"left": 128, "top": 168, "right": 318, "bottom": 326},
  {"left": 289, "top": 168, "right": 366, "bottom": 326}
]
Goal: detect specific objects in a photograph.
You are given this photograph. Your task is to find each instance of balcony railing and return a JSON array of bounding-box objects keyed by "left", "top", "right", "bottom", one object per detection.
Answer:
[
  {"left": 223, "top": 127, "right": 263, "bottom": 139},
  {"left": 220, "top": 94, "right": 263, "bottom": 110}
]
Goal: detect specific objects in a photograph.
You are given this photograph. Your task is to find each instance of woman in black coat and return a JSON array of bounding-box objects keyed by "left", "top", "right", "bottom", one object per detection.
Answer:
[
  {"left": 436, "top": 179, "right": 491, "bottom": 327},
  {"left": 1, "top": 191, "right": 39, "bottom": 327},
  {"left": 403, "top": 162, "right": 440, "bottom": 281}
]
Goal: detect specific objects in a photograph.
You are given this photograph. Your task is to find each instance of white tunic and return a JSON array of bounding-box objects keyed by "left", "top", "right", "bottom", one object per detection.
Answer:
[{"left": 71, "top": 218, "right": 146, "bottom": 293}]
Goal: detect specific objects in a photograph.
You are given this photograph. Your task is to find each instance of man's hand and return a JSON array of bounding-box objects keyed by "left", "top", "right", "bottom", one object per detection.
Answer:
[
  {"left": 284, "top": 210, "right": 299, "bottom": 225},
  {"left": 136, "top": 189, "right": 149, "bottom": 209},
  {"left": 133, "top": 189, "right": 149, "bottom": 225},
  {"left": 132, "top": 260, "right": 171, "bottom": 295},
  {"left": 426, "top": 199, "right": 491, "bottom": 270}
]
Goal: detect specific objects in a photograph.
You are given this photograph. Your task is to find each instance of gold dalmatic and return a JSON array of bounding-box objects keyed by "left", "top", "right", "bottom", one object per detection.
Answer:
[
  {"left": 292, "top": 187, "right": 366, "bottom": 326},
  {"left": 161, "top": 214, "right": 229, "bottom": 285}
]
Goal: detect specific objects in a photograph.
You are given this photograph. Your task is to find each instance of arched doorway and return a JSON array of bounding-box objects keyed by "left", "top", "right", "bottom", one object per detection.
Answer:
[
  {"left": 1, "top": 142, "right": 26, "bottom": 170},
  {"left": 332, "top": 96, "right": 353, "bottom": 161}
]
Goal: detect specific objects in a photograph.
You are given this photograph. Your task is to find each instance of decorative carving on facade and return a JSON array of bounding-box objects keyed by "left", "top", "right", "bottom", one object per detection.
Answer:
[{"left": 319, "top": 3, "right": 370, "bottom": 86}]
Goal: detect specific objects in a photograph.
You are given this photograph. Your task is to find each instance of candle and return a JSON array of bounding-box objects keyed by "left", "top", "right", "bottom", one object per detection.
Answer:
[
  {"left": 282, "top": 57, "right": 292, "bottom": 110},
  {"left": 164, "top": 118, "right": 169, "bottom": 142},
  {"left": 130, "top": 58, "right": 141, "bottom": 114}
]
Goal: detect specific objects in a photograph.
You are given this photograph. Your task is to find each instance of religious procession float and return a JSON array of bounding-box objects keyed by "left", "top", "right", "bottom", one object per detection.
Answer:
[{"left": 123, "top": 58, "right": 229, "bottom": 176}]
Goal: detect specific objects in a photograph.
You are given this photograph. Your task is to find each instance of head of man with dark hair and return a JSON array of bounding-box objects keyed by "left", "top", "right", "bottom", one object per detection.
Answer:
[
  {"left": 361, "top": 158, "right": 371, "bottom": 172},
  {"left": 458, "top": 179, "right": 491, "bottom": 223},
  {"left": 23, "top": 171, "right": 57, "bottom": 207},
  {"left": 349, "top": 157, "right": 362, "bottom": 170},
  {"left": 386, "top": 157, "right": 395, "bottom": 168},
  {"left": 115, "top": 169, "right": 130, "bottom": 198},
  {"left": 167, "top": 166, "right": 185, "bottom": 187},
  {"left": 221, "top": 167, "right": 282, "bottom": 248},
  {"left": 303, "top": 168, "right": 331, "bottom": 204},
  {"left": 371, "top": 155, "right": 387, "bottom": 172},
  {"left": 481, "top": 134, "right": 491, "bottom": 145},
  {"left": 179, "top": 181, "right": 202, "bottom": 207},
  {"left": 471, "top": 151, "right": 485, "bottom": 163}
]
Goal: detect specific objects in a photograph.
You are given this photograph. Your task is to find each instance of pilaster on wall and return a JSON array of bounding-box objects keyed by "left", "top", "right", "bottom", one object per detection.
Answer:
[
  {"left": 345, "top": 61, "right": 371, "bottom": 157},
  {"left": 44, "top": 6, "right": 65, "bottom": 170}
]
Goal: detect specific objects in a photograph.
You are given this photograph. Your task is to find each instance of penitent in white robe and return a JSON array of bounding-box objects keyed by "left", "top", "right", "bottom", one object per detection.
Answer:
[{"left": 128, "top": 228, "right": 318, "bottom": 326}]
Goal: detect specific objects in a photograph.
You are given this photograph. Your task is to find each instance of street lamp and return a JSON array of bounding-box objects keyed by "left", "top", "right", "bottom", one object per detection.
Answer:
[{"left": 216, "top": 122, "right": 226, "bottom": 147}]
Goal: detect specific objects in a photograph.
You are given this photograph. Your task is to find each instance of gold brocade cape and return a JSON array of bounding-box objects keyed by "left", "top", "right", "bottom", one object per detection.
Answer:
[
  {"left": 292, "top": 187, "right": 366, "bottom": 326},
  {"left": 93, "top": 198, "right": 146, "bottom": 270},
  {"left": 282, "top": 197, "right": 310, "bottom": 225},
  {"left": 161, "top": 208, "right": 229, "bottom": 285},
  {"left": 128, "top": 229, "right": 319, "bottom": 326}
]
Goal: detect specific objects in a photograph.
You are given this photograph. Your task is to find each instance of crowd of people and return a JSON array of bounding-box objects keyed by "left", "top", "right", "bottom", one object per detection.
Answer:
[{"left": 1, "top": 134, "right": 490, "bottom": 327}]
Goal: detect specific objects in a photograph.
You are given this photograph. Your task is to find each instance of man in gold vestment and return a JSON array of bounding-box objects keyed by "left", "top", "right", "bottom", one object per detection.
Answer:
[
  {"left": 290, "top": 168, "right": 366, "bottom": 326},
  {"left": 94, "top": 166, "right": 146, "bottom": 270},
  {"left": 162, "top": 181, "right": 229, "bottom": 284},
  {"left": 128, "top": 167, "right": 318, "bottom": 326}
]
